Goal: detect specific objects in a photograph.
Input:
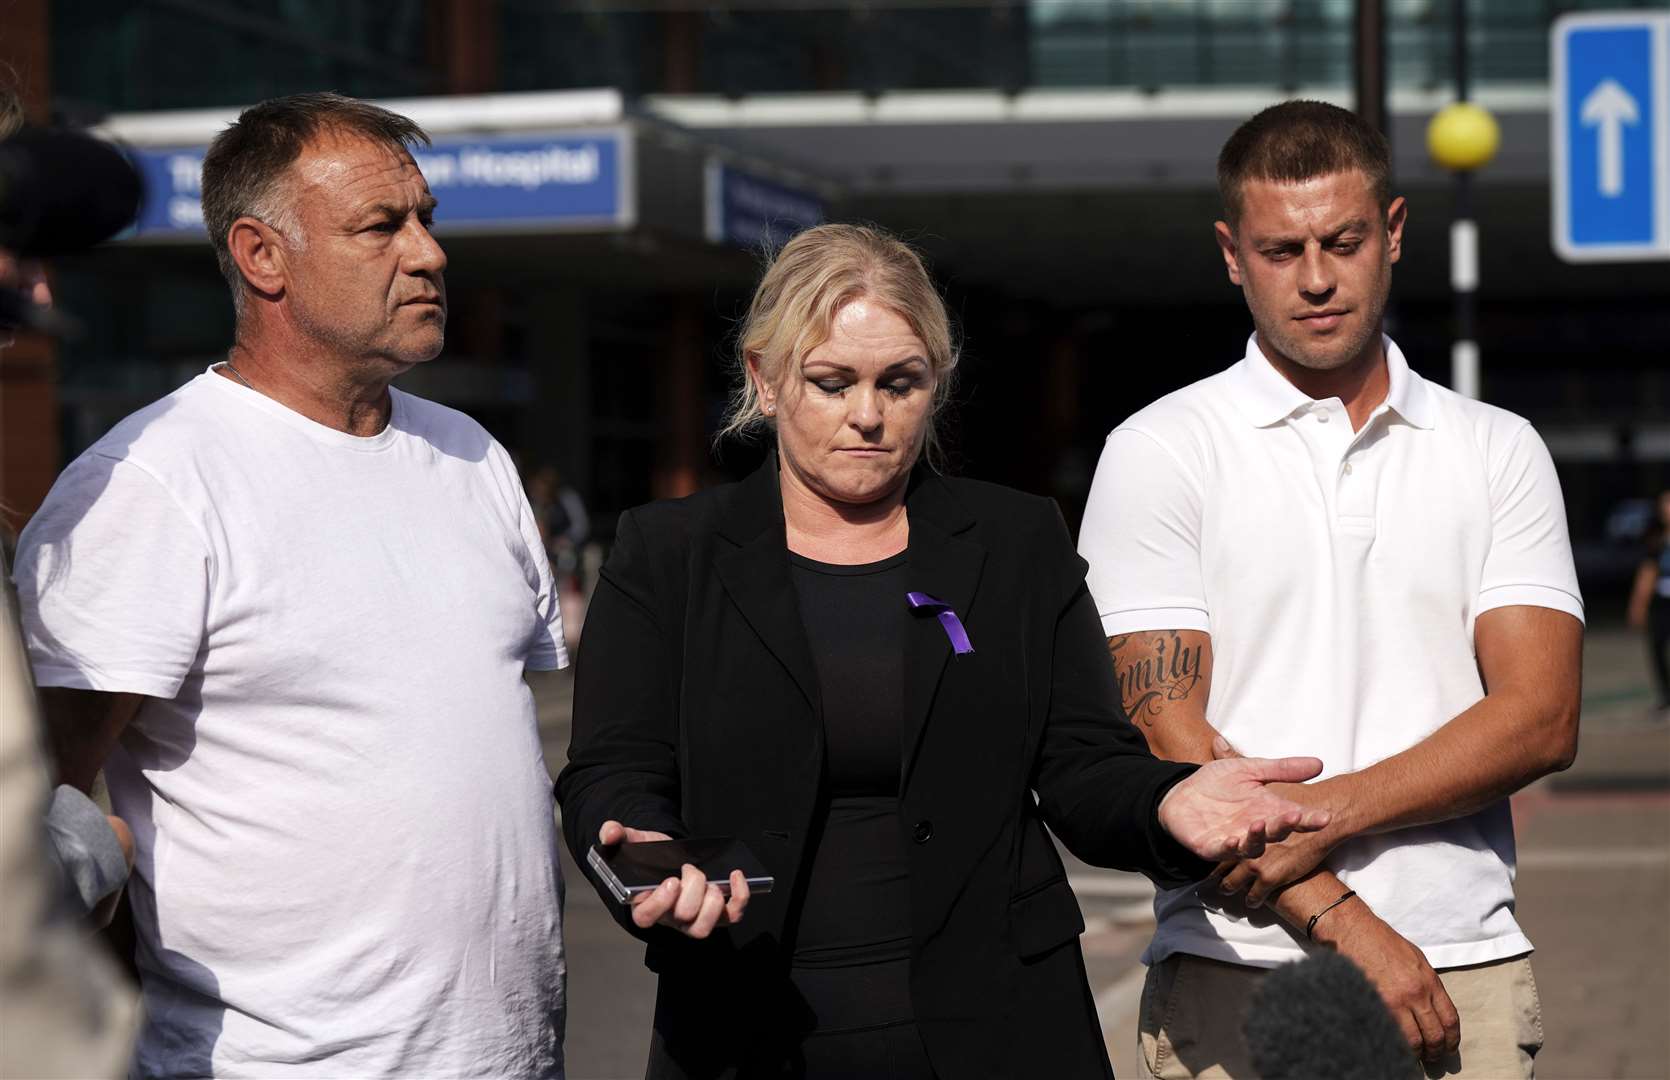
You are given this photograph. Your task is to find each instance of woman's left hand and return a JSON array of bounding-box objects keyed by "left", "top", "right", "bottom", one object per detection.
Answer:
[{"left": 1157, "top": 753, "right": 1332, "bottom": 861}]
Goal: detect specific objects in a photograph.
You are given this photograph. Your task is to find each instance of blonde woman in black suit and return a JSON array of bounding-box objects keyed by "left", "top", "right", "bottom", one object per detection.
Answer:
[{"left": 558, "top": 224, "right": 1329, "bottom": 1080}]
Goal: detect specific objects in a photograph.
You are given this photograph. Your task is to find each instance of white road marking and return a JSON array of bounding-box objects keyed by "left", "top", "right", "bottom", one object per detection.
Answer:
[
  {"left": 1519, "top": 847, "right": 1669, "bottom": 869},
  {"left": 1068, "top": 874, "right": 1156, "bottom": 900}
]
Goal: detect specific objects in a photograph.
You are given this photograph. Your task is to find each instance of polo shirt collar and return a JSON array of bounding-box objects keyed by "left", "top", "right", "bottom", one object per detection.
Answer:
[
  {"left": 1230, "top": 333, "right": 1436, "bottom": 430},
  {"left": 1382, "top": 338, "right": 1436, "bottom": 429}
]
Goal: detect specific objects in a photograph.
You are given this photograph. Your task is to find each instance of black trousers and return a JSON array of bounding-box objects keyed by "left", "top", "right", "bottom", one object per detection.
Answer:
[
  {"left": 789, "top": 957, "right": 936, "bottom": 1080},
  {"left": 1649, "top": 599, "right": 1670, "bottom": 707},
  {"left": 644, "top": 954, "right": 938, "bottom": 1080}
]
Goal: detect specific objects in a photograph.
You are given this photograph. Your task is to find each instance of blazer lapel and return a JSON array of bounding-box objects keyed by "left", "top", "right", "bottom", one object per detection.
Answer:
[
  {"left": 713, "top": 456, "right": 821, "bottom": 710},
  {"left": 901, "top": 475, "right": 985, "bottom": 789}
]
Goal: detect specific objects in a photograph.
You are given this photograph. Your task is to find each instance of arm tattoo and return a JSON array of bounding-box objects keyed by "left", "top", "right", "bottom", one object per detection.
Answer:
[{"left": 1108, "top": 632, "right": 1204, "bottom": 725}]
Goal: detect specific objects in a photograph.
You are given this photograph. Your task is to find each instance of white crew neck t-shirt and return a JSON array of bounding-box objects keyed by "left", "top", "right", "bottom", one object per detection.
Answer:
[
  {"left": 15, "top": 370, "right": 569, "bottom": 1078},
  {"left": 1078, "top": 336, "right": 1583, "bottom": 971}
]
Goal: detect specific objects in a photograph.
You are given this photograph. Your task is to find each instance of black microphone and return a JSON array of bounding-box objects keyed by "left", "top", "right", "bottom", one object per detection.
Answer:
[
  {"left": 0, "top": 126, "right": 143, "bottom": 257},
  {"left": 1243, "top": 951, "right": 1418, "bottom": 1080}
]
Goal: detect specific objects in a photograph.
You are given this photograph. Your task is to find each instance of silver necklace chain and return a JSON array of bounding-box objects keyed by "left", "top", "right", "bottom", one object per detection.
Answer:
[{"left": 221, "top": 358, "right": 256, "bottom": 391}]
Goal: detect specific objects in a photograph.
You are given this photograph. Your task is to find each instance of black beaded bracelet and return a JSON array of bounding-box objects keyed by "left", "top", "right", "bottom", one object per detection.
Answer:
[{"left": 1305, "top": 889, "right": 1358, "bottom": 941}]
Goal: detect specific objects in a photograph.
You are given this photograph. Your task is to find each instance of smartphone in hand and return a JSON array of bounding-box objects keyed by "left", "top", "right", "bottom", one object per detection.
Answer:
[{"left": 587, "top": 836, "right": 774, "bottom": 906}]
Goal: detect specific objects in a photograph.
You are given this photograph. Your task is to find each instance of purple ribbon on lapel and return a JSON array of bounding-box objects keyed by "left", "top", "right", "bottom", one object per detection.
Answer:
[{"left": 906, "top": 591, "right": 975, "bottom": 655}]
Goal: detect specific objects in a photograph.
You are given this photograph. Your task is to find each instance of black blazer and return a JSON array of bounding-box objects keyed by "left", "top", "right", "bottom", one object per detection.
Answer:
[{"left": 558, "top": 457, "right": 1209, "bottom": 1080}]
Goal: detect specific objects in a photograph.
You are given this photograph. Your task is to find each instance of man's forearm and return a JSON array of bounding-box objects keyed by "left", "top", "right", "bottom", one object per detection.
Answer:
[
  {"left": 37, "top": 689, "right": 142, "bottom": 793},
  {"left": 1107, "top": 629, "right": 1213, "bottom": 761},
  {"left": 1265, "top": 869, "right": 1358, "bottom": 940},
  {"left": 1110, "top": 633, "right": 1418, "bottom": 954},
  {"left": 1283, "top": 606, "right": 1582, "bottom": 843},
  {"left": 1317, "top": 695, "right": 1570, "bottom": 839}
]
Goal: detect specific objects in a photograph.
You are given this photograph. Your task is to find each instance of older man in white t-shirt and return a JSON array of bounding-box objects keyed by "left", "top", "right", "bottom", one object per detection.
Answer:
[
  {"left": 13, "top": 94, "right": 568, "bottom": 1078},
  {"left": 1080, "top": 101, "right": 1582, "bottom": 1079}
]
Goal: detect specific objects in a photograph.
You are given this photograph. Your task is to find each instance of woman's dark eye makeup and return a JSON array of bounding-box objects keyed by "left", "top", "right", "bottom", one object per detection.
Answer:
[{"left": 808, "top": 366, "right": 925, "bottom": 396}]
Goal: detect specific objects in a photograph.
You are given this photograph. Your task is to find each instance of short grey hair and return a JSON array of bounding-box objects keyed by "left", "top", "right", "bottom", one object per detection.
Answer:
[{"left": 201, "top": 92, "right": 429, "bottom": 315}]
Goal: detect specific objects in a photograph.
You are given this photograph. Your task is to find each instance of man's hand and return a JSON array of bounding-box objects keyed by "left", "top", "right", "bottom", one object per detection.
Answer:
[
  {"left": 1313, "top": 897, "right": 1462, "bottom": 1063},
  {"left": 1214, "top": 828, "right": 1338, "bottom": 907},
  {"left": 596, "top": 821, "right": 751, "bottom": 939},
  {"left": 1157, "top": 754, "right": 1332, "bottom": 860},
  {"left": 1207, "top": 737, "right": 1345, "bottom": 905}
]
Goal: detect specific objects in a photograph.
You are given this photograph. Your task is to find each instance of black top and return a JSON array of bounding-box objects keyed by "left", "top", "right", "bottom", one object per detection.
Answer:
[
  {"left": 557, "top": 456, "right": 1211, "bottom": 1080},
  {"left": 788, "top": 550, "right": 913, "bottom": 967}
]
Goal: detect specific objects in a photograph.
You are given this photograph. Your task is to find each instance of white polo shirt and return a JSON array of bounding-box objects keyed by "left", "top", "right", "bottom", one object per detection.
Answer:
[{"left": 1079, "top": 335, "right": 1583, "bottom": 970}]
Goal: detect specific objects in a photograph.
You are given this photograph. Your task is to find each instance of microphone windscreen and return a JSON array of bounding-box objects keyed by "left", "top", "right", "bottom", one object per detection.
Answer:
[
  {"left": 0, "top": 127, "right": 143, "bottom": 257},
  {"left": 1243, "top": 951, "right": 1418, "bottom": 1080}
]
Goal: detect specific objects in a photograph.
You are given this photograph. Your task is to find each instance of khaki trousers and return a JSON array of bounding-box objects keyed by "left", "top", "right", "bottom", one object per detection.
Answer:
[{"left": 1136, "top": 952, "right": 1542, "bottom": 1080}]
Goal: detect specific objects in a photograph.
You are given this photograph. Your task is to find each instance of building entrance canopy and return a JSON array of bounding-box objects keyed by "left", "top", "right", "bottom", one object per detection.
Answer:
[{"left": 95, "top": 89, "right": 829, "bottom": 251}]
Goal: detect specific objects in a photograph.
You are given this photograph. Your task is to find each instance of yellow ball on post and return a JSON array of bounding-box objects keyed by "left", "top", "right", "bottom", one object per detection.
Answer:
[{"left": 1427, "top": 102, "right": 1501, "bottom": 172}]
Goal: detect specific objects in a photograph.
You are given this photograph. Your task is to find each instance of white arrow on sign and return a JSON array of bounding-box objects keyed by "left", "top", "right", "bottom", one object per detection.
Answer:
[{"left": 1580, "top": 78, "right": 1639, "bottom": 197}]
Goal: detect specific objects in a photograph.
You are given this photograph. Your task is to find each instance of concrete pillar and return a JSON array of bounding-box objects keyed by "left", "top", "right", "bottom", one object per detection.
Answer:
[
  {"left": 653, "top": 297, "right": 704, "bottom": 500},
  {"left": 431, "top": 0, "right": 499, "bottom": 95},
  {"left": 661, "top": 11, "right": 702, "bottom": 94},
  {"left": 0, "top": 337, "right": 59, "bottom": 534}
]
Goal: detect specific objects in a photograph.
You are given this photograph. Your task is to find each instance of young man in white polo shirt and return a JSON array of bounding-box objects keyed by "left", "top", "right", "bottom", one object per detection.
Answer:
[{"left": 1079, "top": 101, "right": 1583, "bottom": 1079}]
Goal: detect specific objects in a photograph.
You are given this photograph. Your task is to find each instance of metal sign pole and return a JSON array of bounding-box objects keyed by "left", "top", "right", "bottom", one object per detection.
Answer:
[{"left": 1451, "top": 0, "right": 1481, "bottom": 400}]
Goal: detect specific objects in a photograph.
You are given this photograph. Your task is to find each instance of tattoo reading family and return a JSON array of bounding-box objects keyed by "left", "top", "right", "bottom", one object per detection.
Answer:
[{"left": 1110, "top": 632, "right": 1204, "bottom": 723}]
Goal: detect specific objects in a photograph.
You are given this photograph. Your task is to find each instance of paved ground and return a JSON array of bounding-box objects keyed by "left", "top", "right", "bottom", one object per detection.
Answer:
[{"left": 534, "top": 625, "right": 1670, "bottom": 1080}]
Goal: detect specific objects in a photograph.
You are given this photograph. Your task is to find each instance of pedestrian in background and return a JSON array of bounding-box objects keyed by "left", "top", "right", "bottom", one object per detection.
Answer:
[
  {"left": 1080, "top": 100, "right": 1583, "bottom": 1079},
  {"left": 12, "top": 93, "right": 569, "bottom": 1078},
  {"left": 528, "top": 463, "right": 591, "bottom": 556},
  {"left": 1626, "top": 491, "right": 1670, "bottom": 714},
  {"left": 559, "top": 222, "right": 1332, "bottom": 1080}
]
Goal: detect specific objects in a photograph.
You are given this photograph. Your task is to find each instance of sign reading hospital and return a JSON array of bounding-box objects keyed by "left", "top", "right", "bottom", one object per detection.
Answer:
[
  {"left": 410, "top": 132, "right": 628, "bottom": 228},
  {"left": 1552, "top": 12, "right": 1670, "bottom": 262},
  {"left": 127, "top": 129, "right": 632, "bottom": 239}
]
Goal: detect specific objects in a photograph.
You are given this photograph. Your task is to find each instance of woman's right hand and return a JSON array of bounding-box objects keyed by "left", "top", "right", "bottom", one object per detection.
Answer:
[{"left": 597, "top": 821, "right": 751, "bottom": 939}]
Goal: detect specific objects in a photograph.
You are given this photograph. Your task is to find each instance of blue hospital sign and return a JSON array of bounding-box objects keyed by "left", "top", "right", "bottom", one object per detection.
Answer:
[
  {"left": 130, "top": 148, "right": 209, "bottom": 234},
  {"left": 126, "top": 129, "right": 634, "bottom": 239},
  {"left": 411, "top": 132, "right": 631, "bottom": 231},
  {"left": 703, "top": 160, "right": 824, "bottom": 251},
  {"left": 1552, "top": 12, "right": 1670, "bottom": 262}
]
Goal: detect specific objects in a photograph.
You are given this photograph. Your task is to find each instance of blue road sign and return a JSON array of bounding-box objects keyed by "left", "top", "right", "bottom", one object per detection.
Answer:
[
  {"left": 1553, "top": 12, "right": 1670, "bottom": 262},
  {"left": 126, "top": 129, "right": 634, "bottom": 240}
]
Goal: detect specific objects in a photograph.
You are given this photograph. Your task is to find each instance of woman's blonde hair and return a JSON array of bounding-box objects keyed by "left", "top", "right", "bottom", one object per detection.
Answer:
[{"left": 719, "top": 223, "right": 958, "bottom": 469}]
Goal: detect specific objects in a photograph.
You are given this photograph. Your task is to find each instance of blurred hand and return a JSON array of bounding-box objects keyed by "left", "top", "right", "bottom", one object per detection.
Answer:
[
  {"left": 106, "top": 815, "right": 134, "bottom": 871},
  {"left": 1314, "top": 900, "right": 1462, "bottom": 1063},
  {"left": 597, "top": 821, "right": 750, "bottom": 939},
  {"left": 87, "top": 815, "right": 134, "bottom": 930},
  {"left": 0, "top": 246, "right": 52, "bottom": 348},
  {"left": 1157, "top": 752, "right": 1331, "bottom": 861},
  {"left": 0, "top": 246, "right": 52, "bottom": 304}
]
